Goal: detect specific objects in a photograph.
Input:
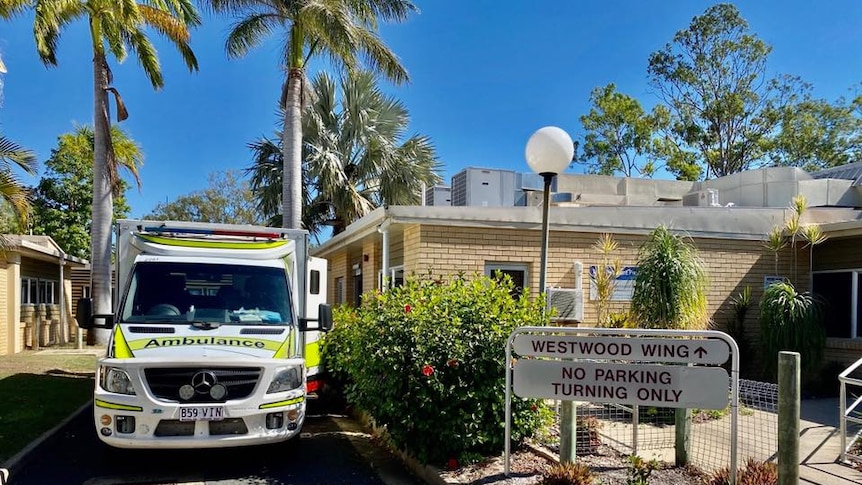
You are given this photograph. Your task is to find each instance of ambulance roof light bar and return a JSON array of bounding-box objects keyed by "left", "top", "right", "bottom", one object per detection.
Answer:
[{"left": 139, "top": 224, "right": 284, "bottom": 240}]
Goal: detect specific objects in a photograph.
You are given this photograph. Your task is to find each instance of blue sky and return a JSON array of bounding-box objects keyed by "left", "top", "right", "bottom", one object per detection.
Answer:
[{"left": 2, "top": 1, "right": 862, "bottom": 218}]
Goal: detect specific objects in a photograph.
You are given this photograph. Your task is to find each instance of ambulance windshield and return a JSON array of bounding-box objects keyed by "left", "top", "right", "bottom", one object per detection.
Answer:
[{"left": 120, "top": 262, "right": 293, "bottom": 325}]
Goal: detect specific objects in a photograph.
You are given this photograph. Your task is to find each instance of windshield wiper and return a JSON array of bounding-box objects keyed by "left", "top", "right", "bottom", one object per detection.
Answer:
[{"left": 191, "top": 321, "right": 221, "bottom": 330}]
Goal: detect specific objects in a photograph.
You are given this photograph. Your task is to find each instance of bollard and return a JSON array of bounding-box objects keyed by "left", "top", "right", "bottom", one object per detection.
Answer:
[
  {"left": 559, "top": 400, "right": 577, "bottom": 463},
  {"left": 675, "top": 407, "right": 692, "bottom": 466},
  {"left": 778, "top": 351, "right": 800, "bottom": 485}
]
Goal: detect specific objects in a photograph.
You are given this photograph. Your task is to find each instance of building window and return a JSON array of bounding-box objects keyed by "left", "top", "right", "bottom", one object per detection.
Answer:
[
  {"left": 379, "top": 266, "right": 405, "bottom": 289},
  {"left": 352, "top": 263, "right": 363, "bottom": 307},
  {"left": 21, "top": 278, "right": 59, "bottom": 304},
  {"left": 813, "top": 271, "right": 859, "bottom": 338},
  {"left": 335, "top": 277, "right": 345, "bottom": 305},
  {"left": 83, "top": 286, "right": 92, "bottom": 299},
  {"left": 485, "top": 263, "right": 528, "bottom": 299}
]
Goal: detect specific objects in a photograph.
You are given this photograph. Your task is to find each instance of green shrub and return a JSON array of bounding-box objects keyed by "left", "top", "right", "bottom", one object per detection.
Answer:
[
  {"left": 625, "top": 455, "right": 658, "bottom": 485},
  {"left": 322, "top": 273, "right": 552, "bottom": 465},
  {"left": 759, "top": 281, "right": 825, "bottom": 379},
  {"left": 707, "top": 458, "right": 778, "bottom": 485},
  {"left": 726, "top": 287, "right": 755, "bottom": 378},
  {"left": 540, "top": 462, "right": 595, "bottom": 485}
]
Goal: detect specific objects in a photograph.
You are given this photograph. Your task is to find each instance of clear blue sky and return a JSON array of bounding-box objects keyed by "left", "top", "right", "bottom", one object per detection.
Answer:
[{"left": 2, "top": 1, "right": 862, "bottom": 218}]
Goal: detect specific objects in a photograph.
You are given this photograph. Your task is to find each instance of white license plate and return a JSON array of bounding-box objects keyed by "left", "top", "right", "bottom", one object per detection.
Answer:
[{"left": 180, "top": 406, "right": 224, "bottom": 421}]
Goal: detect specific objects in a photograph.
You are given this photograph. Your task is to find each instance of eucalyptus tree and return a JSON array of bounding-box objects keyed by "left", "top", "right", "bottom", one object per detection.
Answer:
[
  {"left": 248, "top": 69, "right": 441, "bottom": 238},
  {"left": 579, "top": 83, "right": 665, "bottom": 178},
  {"left": 147, "top": 169, "right": 263, "bottom": 225},
  {"left": 209, "top": 0, "right": 416, "bottom": 229},
  {"left": 32, "top": 125, "right": 141, "bottom": 260},
  {"left": 4, "top": 0, "right": 200, "bottom": 343},
  {"left": 647, "top": 3, "right": 792, "bottom": 179}
]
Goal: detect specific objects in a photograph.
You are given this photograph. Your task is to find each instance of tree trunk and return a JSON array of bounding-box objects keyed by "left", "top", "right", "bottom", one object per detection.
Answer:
[
  {"left": 90, "top": 54, "right": 113, "bottom": 346},
  {"left": 282, "top": 67, "right": 303, "bottom": 229}
]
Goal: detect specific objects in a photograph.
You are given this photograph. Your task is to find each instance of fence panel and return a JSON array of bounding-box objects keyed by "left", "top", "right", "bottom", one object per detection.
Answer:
[{"left": 542, "top": 379, "right": 780, "bottom": 472}]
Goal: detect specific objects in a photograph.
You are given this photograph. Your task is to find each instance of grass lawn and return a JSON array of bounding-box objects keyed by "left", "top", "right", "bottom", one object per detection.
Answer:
[{"left": 0, "top": 351, "right": 98, "bottom": 463}]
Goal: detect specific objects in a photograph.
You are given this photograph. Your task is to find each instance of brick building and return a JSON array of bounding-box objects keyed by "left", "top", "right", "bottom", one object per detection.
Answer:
[
  {"left": 0, "top": 235, "right": 88, "bottom": 355},
  {"left": 312, "top": 165, "right": 862, "bottom": 366}
]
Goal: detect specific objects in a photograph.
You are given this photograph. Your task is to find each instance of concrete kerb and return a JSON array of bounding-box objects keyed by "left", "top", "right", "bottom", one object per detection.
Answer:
[
  {"left": 351, "top": 408, "right": 455, "bottom": 485},
  {"left": 1, "top": 401, "right": 92, "bottom": 476}
]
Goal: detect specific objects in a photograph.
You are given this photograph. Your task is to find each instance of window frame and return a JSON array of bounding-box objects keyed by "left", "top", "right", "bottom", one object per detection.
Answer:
[{"left": 484, "top": 262, "right": 529, "bottom": 298}]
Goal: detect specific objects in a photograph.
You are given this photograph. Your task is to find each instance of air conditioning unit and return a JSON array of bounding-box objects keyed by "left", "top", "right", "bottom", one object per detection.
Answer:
[
  {"left": 683, "top": 189, "right": 720, "bottom": 207},
  {"left": 547, "top": 288, "right": 584, "bottom": 322}
]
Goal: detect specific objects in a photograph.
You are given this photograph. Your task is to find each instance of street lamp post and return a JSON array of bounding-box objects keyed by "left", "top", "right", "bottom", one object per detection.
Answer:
[{"left": 525, "top": 126, "right": 575, "bottom": 463}]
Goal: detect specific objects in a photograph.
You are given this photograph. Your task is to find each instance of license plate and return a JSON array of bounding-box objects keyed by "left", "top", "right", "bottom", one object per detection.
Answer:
[{"left": 180, "top": 406, "right": 224, "bottom": 421}]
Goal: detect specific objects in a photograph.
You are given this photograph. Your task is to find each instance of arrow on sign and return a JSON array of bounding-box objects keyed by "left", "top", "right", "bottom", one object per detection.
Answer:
[{"left": 694, "top": 347, "right": 708, "bottom": 359}]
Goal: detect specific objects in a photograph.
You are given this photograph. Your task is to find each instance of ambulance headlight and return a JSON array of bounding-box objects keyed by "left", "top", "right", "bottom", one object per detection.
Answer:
[
  {"left": 100, "top": 367, "right": 136, "bottom": 395},
  {"left": 268, "top": 366, "right": 302, "bottom": 393}
]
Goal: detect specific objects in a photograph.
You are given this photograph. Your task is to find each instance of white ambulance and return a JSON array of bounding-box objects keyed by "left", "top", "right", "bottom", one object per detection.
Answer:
[{"left": 76, "top": 219, "right": 331, "bottom": 449}]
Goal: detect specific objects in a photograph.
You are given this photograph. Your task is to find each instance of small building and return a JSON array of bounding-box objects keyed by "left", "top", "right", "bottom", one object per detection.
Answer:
[
  {"left": 0, "top": 235, "right": 88, "bottom": 355},
  {"left": 312, "top": 165, "right": 862, "bottom": 367}
]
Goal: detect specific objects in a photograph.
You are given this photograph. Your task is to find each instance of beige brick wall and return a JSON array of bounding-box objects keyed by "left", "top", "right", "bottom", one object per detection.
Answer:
[
  {"left": 0, "top": 260, "right": 8, "bottom": 355},
  {"left": 813, "top": 236, "right": 862, "bottom": 271},
  {"left": 361, "top": 240, "right": 380, "bottom": 294},
  {"left": 404, "top": 225, "right": 806, "bottom": 337},
  {"left": 327, "top": 252, "right": 348, "bottom": 306}
]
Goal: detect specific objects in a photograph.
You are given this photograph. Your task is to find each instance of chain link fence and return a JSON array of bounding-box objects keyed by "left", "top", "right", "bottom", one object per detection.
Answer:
[{"left": 540, "top": 379, "right": 779, "bottom": 472}]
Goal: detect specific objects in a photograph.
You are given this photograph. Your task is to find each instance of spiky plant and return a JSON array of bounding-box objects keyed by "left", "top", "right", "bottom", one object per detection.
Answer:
[
  {"left": 759, "top": 281, "right": 825, "bottom": 378},
  {"left": 631, "top": 226, "right": 709, "bottom": 329},
  {"left": 540, "top": 462, "right": 595, "bottom": 485},
  {"left": 801, "top": 224, "right": 828, "bottom": 286},
  {"left": 592, "top": 233, "right": 622, "bottom": 326},
  {"left": 764, "top": 225, "right": 786, "bottom": 276},
  {"left": 785, "top": 194, "right": 808, "bottom": 283}
]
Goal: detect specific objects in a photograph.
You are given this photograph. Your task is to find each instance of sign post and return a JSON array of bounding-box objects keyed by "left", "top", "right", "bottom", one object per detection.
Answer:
[{"left": 504, "top": 327, "right": 739, "bottom": 483}]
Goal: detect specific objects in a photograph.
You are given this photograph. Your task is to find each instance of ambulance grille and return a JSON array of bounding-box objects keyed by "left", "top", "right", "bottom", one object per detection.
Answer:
[{"left": 145, "top": 367, "right": 262, "bottom": 403}]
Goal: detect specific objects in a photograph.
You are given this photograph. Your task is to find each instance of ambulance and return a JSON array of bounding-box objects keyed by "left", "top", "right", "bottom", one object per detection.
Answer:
[{"left": 75, "top": 219, "right": 331, "bottom": 449}]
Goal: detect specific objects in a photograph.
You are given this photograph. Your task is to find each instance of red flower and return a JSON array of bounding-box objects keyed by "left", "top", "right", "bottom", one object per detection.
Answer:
[
  {"left": 447, "top": 359, "right": 459, "bottom": 368},
  {"left": 531, "top": 404, "right": 538, "bottom": 412},
  {"left": 447, "top": 458, "right": 459, "bottom": 470},
  {"left": 421, "top": 364, "right": 434, "bottom": 377},
  {"left": 404, "top": 304, "right": 412, "bottom": 313}
]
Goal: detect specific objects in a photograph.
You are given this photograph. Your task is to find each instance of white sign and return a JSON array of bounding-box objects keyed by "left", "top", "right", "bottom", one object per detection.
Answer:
[
  {"left": 513, "top": 335, "right": 730, "bottom": 365},
  {"left": 513, "top": 360, "right": 729, "bottom": 409},
  {"left": 764, "top": 275, "right": 788, "bottom": 288},
  {"left": 589, "top": 265, "right": 637, "bottom": 301}
]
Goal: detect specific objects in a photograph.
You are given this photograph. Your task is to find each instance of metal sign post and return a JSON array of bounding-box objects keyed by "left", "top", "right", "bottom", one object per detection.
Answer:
[{"left": 504, "top": 327, "right": 739, "bottom": 484}]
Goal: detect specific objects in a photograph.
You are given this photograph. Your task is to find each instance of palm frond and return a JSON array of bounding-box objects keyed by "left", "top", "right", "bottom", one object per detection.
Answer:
[
  {"left": 345, "top": 0, "right": 416, "bottom": 26},
  {"left": 139, "top": 5, "right": 198, "bottom": 71},
  {"left": 32, "top": 0, "right": 88, "bottom": 65},
  {"left": 0, "top": 134, "right": 37, "bottom": 175},
  {"left": 123, "top": 28, "right": 165, "bottom": 88},
  {"left": 352, "top": 27, "right": 408, "bottom": 85},
  {"left": 0, "top": 0, "right": 32, "bottom": 19},
  {"left": 225, "top": 12, "right": 281, "bottom": 58},
  {"left": 0, "top": 168, "right": 31, "bottom": 225}
]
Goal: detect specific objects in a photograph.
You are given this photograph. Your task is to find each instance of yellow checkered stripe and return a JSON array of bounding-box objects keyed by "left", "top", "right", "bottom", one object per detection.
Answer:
[
  {"left": 95, "top": 399, "right": 143, "bottom": 412},
  {"left": 259, "top": 396, "right": 305, "bottom": 409}
]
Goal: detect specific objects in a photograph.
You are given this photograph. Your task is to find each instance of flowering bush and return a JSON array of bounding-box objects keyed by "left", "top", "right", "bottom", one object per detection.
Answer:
[{"left": 322, "top": 272, "right": 552, "bottom": 465}]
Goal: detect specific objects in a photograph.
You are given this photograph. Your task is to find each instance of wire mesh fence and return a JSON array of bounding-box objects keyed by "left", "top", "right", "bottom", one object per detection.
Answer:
[{"left": 542, "top": 379, "right": 780, "bottom": 472}]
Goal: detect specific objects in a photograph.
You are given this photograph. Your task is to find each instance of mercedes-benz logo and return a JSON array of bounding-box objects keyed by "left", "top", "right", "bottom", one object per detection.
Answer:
[{"left": 192, "top": 371, "right": 218, "bottom": 393}]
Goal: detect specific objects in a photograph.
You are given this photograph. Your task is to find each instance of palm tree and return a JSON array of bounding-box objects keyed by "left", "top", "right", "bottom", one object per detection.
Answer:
[
  {"left": 10, "top": 0, "right": 200, "bottom": 343},
  {"left": 209, "top": 0, "right": 416, "bottom": 229},
  {"left": 0, "top": 133, "right": 36, "bottom": 227},
  {"left": 248, "top": 69, "right": 441, "bottom": 238}
]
